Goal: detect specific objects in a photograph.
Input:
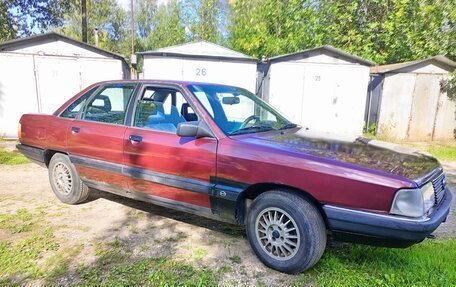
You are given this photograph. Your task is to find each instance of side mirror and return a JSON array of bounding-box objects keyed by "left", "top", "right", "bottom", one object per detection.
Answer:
[{"left": 176, "top": 121, "right": 214, "bottom": 138}]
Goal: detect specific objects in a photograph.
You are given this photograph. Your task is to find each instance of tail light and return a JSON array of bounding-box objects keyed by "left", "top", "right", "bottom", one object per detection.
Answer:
[{"left": 18, "top": 123, "right": 22, "bottom": 140}]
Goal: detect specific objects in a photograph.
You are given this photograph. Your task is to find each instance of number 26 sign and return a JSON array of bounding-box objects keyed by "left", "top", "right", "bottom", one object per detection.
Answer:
[{"left": 196, "top": 68, "right": 207, "bottom": 76}]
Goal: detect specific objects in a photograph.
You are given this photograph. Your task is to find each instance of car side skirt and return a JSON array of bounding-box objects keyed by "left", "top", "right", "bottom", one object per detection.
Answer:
[
  {"left": 81, "top": 178, "right": 232, "bottom": 223},
  {"left": 69, "top": 154, "right": 243, "bottom": 223}
]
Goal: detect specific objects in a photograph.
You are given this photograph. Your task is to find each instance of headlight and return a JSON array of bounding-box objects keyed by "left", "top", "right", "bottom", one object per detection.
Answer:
[{"left": 390, "top": 183, "right": 435, "bottom": 218}]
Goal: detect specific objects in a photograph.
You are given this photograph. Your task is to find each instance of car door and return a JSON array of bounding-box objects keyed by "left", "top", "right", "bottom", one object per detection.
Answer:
[
  {"left": 123, "top": 84, "right": 217, "bottom": 214},
  {"left": 67, "top": 83, "right": 138, "bottom": 191}
]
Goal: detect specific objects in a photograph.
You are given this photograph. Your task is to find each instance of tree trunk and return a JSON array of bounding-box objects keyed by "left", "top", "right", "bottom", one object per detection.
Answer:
[{"left": 81, "top": 0, "right": 87, "bottom": 43}]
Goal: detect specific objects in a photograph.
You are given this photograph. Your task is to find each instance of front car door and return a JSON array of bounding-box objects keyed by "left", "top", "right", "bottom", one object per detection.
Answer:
[
  {"left": 67, "top": 83, "right": 138, "bottom": 191},
  {"left": 123, "top": 84, "right": 218, "bottom": 217}
]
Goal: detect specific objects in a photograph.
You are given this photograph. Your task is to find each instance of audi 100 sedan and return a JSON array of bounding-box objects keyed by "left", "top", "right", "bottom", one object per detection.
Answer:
[{"left": 17, "top": 80, "right": 452, "bottom": 273}]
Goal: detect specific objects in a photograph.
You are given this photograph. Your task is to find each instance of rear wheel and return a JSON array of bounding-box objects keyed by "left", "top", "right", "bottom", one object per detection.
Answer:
[
  {"left": 48, "top": 153, "right": 89, "bottom": 204},
  {"left": 246, "top": 190, "right": 326, "bottom": 274}
]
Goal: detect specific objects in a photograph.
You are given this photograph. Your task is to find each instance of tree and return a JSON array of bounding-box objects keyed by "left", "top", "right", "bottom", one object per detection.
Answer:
[
  {"left": 181, "top": 0, "right": 230, "bottom": 43},
  {"left": 229, "top": 0, "right": 322, "bottom": 58},
  {"left": 229, "top": 0, "right": 455, "bottom": 64},
  {"left": 0, "top": 0, "right": 72, "bottom": 41},
  {"left": 141, "top": 0, "right": 185, "bottom": 50},
  {"left": 317, "top": 0, "right": 455, "bottom": 63},
  {"left": 57, "top": 0, "right": 130, "bottom": 57}
]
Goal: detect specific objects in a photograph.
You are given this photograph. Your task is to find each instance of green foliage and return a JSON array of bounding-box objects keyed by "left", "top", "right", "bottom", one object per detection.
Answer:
[
  {"left": 0, "top": 0, "right": 72, "bottom": 41},
  {"left": 441, "top": 70, "right": 456, "bottom": 102},
  {"left": 0, "top": 148, "right": 29, "bottom": 165},
  {"left": 293, "top": 240, "right": 456, "bottom": 287},
  {"left": 230, "top": 0, "right": 455, "bottom": 63},
  {"left": 56, "top": 0, "right": 131, "bottom": 59}
]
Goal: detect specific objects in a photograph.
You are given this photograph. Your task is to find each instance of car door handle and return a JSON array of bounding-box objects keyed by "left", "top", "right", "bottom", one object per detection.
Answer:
[
  {"left": 71, "top": 127, "right": 80, "bottom": 134},
  {"left": 129, "top": 135, "right": 143, "bottom": 143}
]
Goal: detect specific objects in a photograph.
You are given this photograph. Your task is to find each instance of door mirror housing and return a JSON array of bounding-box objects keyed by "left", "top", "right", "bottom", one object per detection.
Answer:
[{"left": 176, "top": 121, "right": 214, "bottom": 138}]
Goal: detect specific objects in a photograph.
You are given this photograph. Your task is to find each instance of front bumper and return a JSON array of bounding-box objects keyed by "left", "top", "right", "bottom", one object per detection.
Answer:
[{"left": 323, "top": 188, "right": 453, "bottom": 247}]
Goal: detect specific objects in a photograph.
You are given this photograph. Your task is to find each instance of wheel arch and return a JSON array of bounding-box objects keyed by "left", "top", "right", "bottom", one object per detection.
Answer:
[
  {"left": 235, "top": 182, "right": 327, "bottom": 226},
  {"left": 44, "top": 149, "right": 69, "bottom": 167}
]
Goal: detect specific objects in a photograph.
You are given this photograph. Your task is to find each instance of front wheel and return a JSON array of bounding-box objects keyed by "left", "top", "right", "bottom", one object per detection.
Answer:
[
  {"left": 48, "top": 153, "right": 90, "bottom": 204},
  {"left": 246, "top": 190, "right": 327, "bottom": 274}
]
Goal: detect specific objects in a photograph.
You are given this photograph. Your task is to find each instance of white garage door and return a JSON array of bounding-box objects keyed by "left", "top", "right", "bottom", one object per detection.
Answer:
[
  {"left": 268, "top": 62, "right": 369, "bottom": 135},
  {"left": 0, "top": 54, "right": 39, "bottom": 138}
]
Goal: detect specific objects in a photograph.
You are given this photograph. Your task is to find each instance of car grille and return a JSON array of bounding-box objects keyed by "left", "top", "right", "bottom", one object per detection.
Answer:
[{"left": 431, "top": 172, "right": 446, "bottom": 205}]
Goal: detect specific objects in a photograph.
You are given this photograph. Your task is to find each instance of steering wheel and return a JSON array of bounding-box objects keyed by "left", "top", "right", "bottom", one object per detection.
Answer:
[{"left": 240, "top": 115, "right": 261, "bottom": 129}]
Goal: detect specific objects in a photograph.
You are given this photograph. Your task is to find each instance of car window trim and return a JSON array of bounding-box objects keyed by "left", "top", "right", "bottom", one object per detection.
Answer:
[
  {"left": 57, "top": 85, "right": 102, "bottom": 119},
  {"left": 128, "top": 83, "right": 216, "bottom": 138},
  {"left": 78, "top": 82, "right": 140, "bottom": 126}
]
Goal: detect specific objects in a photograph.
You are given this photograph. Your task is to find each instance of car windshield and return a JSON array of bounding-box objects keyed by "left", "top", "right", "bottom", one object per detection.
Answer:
[{"left": 188, "top": 84, "right": 296, "bottom": 136}]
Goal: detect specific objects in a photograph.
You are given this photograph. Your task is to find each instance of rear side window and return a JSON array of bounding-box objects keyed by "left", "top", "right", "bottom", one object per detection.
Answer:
[
  {"left": 60, "top": 86, "right": 98, "bottom": 118},
  {"left": 82, "top": 84, "right": 135, "bottom": 125}
]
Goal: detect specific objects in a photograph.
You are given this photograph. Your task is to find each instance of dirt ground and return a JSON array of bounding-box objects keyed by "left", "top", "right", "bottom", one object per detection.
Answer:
[{"left": 0, "top": 160, "right": 455, "bottom": 286}]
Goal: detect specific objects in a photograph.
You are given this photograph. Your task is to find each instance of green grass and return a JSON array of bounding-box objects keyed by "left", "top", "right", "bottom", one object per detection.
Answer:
[
  {"left": 426, "top": 145, "right": 456, "bottom": 161},
  {"left": 74, "top": 257, "right": 216, "bottom": 287},
  {"left": 0, "top": 208, "right": 35, "bottom": 233},
  {"left": 0, "top": 148, "right": 29, "bottom": 165},
  {"left": 294, "top": 240, "right": 456, "bottom": 287},
  {"left": 0, "top": 228, "right": 59, "bottom": 286}
]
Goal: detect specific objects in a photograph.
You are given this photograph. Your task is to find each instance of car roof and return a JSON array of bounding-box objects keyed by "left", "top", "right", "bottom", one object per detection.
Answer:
[{"left": 93, "top": 79, "right": 232, "bottom": 87}]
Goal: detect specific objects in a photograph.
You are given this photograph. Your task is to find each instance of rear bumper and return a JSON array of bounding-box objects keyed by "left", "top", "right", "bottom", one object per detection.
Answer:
[
  {"left": 324, "top": 188, "right": 453, "bottom": 247},
  {"left": 16, "top": 144, "right": 46, "bottom": 166}
]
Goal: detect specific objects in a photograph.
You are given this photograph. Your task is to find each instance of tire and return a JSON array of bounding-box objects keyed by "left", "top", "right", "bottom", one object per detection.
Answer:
[
  {"left": 48, "top": 153, "right": 90, "bottom": 204},
  {"left": 246, "top": 190, "right": 326, "bottom": 274}
]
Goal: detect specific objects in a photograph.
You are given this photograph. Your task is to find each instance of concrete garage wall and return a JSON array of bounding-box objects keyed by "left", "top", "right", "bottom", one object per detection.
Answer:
[{"left": 0, "top": 33, "right": 128, "bottom": 138}]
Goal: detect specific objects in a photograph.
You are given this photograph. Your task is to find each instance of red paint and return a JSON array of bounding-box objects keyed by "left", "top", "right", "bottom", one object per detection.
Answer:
[{"left": 18, "top": 80, "right": 440, "bottom": 214}]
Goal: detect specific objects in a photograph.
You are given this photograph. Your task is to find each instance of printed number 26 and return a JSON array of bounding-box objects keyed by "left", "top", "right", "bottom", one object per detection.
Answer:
[{"left": 196, "top": 68, "right": 207, "bottom": 76}]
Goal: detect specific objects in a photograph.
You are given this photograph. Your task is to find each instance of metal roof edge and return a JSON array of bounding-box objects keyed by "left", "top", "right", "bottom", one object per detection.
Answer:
[
  {"left": 0, "top": 31, "right": 128, "bottom": 64},
  {"left": 137, "top": 51, "right": 258, "bottom": 62},
  {"left": 138, "top": 40, "right": 257, "bottom": 60},
  {"left": 268, "top": 45, "right": 376, "bottom": 66},
  {"left": 370, "top": 56, "right": 456, "bottom": 74}
]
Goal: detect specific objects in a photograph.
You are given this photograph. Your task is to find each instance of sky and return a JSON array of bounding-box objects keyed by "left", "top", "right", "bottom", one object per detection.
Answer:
[{"left": 116, "top": 0, "right": 169, "bottom": 10}]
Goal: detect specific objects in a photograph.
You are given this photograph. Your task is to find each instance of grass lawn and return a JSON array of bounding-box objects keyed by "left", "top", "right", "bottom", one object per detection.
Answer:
[
  {"left": 0, "top": 148, "right": 29, "bottom": 165},
  {"left": 1, "top": 206, "right": 454, "bottom": 287},
  {"left": 294, "top": 240, "right": 456, "bottom": 287},
  {"left": 426, "top": 145, "right": 456, "bottom": 161}
]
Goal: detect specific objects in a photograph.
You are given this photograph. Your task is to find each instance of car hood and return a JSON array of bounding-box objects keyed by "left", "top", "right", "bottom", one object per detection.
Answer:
[{"left": 236, "top": 128, "right": 440, "bottom": 182}]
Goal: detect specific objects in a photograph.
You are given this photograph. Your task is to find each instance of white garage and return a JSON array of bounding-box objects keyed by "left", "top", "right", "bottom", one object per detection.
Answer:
[
  {"left": 0, "top": 32, "right": 130, "bottom": 138},
  {"left": 258, "top": 46, "right": 375, "bottom": 135},
  {"left": 139, "top": 41, "right": 258, "bottom": 92}
]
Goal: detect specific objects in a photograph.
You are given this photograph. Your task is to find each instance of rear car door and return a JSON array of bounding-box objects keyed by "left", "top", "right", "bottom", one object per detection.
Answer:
[
  {"left": 123, "top": 84, "right": 217, "bottom": 215},
  {"left": 67, "top": 83, "right": 138, "bottom": 191}
]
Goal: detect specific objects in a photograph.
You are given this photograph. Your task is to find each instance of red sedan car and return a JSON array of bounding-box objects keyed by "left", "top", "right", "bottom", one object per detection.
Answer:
[{"left": 17, "top": 80, "right": 452, "bottom": 273}]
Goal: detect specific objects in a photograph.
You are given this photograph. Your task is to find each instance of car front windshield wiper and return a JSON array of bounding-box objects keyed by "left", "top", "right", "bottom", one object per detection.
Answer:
[
  {"left": 230, "top": 125, "right": 274, "bottom": 136},
  {"left": 279, "top": 123, "right": 298, "bottom": 130}
]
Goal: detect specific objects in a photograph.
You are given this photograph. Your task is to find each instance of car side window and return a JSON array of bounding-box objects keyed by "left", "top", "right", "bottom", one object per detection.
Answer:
[
  {"left": 60, "top": 86, "right": 98, "bottom": 119},
  {"left": 82, "top": 84, "right": 135, "bottom": 125},
  {"left": 134, "top": 87, "right": 197, "bottom": 133}
]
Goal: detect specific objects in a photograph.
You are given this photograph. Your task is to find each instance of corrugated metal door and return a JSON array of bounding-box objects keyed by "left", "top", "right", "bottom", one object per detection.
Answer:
[{"left": 407, "top": 74, "right": 441, "bottom": 140}]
